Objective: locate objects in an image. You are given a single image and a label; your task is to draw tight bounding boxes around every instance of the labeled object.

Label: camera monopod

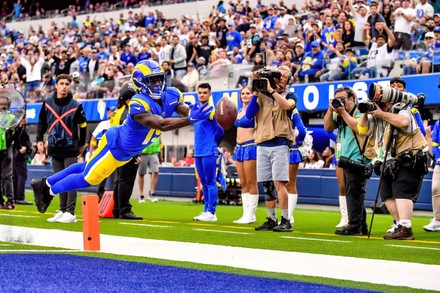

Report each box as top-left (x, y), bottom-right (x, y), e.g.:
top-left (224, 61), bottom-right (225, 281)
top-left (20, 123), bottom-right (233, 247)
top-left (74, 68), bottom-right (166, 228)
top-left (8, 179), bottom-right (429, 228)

top-left (368, 124), bottom-right (396, 238)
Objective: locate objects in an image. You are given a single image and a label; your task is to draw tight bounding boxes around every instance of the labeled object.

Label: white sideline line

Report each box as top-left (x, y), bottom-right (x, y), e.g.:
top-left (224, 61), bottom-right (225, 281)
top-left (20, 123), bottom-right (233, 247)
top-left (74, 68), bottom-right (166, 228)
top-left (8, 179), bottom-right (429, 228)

top-left (0, 224), bottom-right (439, 291)
top-left (119, 222), bottom-right (172, 228)
top-left (0, 244), bottom-right (12, 246)
top-left (0, 214), bottom-right (39, 218)
top-left (0, 249), bottom-right (83, 253)
top-left (193, 228), bottom-right (252, 235)
top-left (385, 244), bottom-right (440, 251)
top-left (281, 236), bottom-right (352, 243)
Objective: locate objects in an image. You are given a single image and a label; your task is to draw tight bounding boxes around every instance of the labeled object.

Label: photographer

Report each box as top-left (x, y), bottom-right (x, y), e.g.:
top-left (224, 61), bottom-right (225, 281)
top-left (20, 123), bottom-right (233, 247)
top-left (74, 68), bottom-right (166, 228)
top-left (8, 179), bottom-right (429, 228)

top-left (324, 86), bottom-right (373, 236)
top-left (246, 66), bottom-right (296, 232)
top-left (358, 81), bottom-right (429, 240)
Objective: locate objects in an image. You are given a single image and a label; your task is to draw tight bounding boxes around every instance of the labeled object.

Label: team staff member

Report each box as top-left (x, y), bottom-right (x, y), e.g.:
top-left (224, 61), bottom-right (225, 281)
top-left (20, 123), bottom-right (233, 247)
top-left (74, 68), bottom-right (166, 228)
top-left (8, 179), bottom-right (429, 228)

top-left (358, 86), bottom-right (428, 240)
top-left (31, 60), bottom-right (212, 215)
top-left (193, 83), bottom-right (225, 222)
top-left (424, 119), bottom-right (440, 232)
top-left (13, 117), bottom-right (33, 205)
top-left (324, 86), bottom-right (371, 236)
top-left (138, 138), bottom-right (161, 203)
top-left (233, 86), bottom-right (258, 224)
top-left (246, 66), bottom-right (296, 232)
top-left (36, 74), bottom-right (87, 223)
top-left (111, 84), bottom-right (143, 220)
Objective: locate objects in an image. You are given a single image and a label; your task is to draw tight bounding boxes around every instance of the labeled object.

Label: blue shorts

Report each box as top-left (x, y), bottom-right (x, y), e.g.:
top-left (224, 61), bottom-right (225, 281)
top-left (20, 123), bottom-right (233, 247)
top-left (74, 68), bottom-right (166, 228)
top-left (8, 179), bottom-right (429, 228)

top-left (234, 140), bottom-right (257, 162)
top-left (289, 148), bottom-right (302, 164)
top-left (27, 80), bottom-right (39, 91)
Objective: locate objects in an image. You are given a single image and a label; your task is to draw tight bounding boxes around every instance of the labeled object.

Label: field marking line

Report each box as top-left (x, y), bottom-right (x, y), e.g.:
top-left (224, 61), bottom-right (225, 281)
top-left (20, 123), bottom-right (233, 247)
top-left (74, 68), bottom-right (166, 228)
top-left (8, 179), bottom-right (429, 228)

top-left (0, 214), bottom-right (39, 218)
top-left (119, 222), bottom-right (172, 228)
top-left (0, 249), bottom-right (83, 253)
top-left (188, 223), bottom-right (218, 227)
top-left (222, 225), bottom-right (254, 230)
top-left (150, 220), bottom-right (179, 224)
top-left (0, 244), bottom-right (12, 246)
top-left (281, 236), bottom-right (352, 243)
top-left (193, 228), bottom-right (253, 235)
top-left (385, 244), bottom-right (440, 251)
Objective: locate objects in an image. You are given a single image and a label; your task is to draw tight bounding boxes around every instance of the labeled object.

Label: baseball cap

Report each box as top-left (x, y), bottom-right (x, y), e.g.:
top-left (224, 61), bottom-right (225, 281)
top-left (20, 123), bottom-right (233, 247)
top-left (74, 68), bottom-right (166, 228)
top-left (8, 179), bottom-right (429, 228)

top-left (228, 22), bottom-right (235, 26)
top-left (426, 31), bottom-right (435, 38)
top-left (434, 26), bottom-right (440, 32)
top-left (72, 72), bottom-right (80, 79)
top-left (198, 56), bottom-right (206, 62)
top-left (435, 13), bottom-right (440, 17)
top-left (188, 62), bottom-right (196, 67)
top-left (0, 53), bottom-right (6, 58)
top-left (120, 83), bottom-right (136, 101)
top-left (107, 106), bottom-right (116, 111)
top-left (311, 41), bottom-right (321, 47)
top-left (249, 24), bottom-right (257, 28)
top-left (92, 49), bottom-right (98, 53)
top-left (296, 42), bottom-right (305, 48)
top-left (376, 34), bottom-right (386, 40)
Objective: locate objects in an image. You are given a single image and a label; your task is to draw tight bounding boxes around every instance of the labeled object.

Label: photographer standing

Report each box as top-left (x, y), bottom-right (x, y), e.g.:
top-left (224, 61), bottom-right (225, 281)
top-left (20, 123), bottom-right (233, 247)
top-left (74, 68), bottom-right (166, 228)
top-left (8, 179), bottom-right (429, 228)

top-left (324, 87), bottom-right (372, 236)
top-left (358, 83), bottom-right (429, 240)
top-left (246, 66), bottom-right (296, 232)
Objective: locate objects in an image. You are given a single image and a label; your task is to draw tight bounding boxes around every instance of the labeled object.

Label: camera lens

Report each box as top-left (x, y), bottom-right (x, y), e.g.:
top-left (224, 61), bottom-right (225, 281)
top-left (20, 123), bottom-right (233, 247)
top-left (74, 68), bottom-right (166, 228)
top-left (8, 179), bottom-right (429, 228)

top-left (358, 102), bottom-right (376, 113)
top-left (331, 98), bottom-right (343, 108)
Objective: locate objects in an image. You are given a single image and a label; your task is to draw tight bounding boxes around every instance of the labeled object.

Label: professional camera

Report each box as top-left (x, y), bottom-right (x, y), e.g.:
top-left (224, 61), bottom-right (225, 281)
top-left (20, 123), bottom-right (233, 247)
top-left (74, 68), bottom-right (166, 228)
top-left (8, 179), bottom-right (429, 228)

top-left (368, 83), bottom-right (425, 108)
top-left (252, 68), bottom-right (282, 94)
top-left (338, 156), bottom-right (373, 179)
top-left (331, 98), bottom-right (344, 108)
top-left (358, 101), bottom-right (376, 113)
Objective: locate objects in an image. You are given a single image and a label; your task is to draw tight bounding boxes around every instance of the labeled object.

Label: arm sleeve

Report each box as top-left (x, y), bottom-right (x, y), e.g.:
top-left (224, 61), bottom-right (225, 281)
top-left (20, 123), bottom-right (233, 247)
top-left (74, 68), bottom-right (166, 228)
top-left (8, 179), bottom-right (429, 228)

top-left (36, 101), bottom-right (48, 142)
top-left (74, 104), bottom-right (87, 146)
top-left (245, 94), bottom-right (259, 119)
top-left (292, 108), bottom-right (306, 145)
top-left (432, 121), bottom-right (440, 161)
top-left (411, 107), bottom-right (426, 136)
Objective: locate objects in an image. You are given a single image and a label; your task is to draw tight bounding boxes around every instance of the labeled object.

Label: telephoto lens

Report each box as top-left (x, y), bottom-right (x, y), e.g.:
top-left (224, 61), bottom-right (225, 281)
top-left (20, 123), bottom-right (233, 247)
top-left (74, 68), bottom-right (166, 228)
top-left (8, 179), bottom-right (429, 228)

top-left (358, 101), bottom-right (376, 113)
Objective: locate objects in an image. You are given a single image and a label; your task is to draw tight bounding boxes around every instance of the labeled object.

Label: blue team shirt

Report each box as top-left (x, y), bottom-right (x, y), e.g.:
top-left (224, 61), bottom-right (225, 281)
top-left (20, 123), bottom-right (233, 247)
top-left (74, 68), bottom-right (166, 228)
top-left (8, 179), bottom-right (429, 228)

top-left (120, 51), bottom-right (138, 65)
top-left (106, 87), bottom-right (183, 160)
top-left (321, 26), bottom-right (337, 47)
top-left (263, 16), bottom-right (279, 31)
top-left (425, 41), bottom-right (440, 64)
top-left (226, 31), bottom-right (243, 51)
top-left (194, 107), bottom-right (224, 157)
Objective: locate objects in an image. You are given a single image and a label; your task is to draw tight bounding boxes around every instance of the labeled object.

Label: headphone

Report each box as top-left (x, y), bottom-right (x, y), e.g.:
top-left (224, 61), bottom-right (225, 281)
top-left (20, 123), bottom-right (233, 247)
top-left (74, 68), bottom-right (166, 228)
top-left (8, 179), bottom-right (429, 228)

top-left (277, 65), bottom-right (293, 86)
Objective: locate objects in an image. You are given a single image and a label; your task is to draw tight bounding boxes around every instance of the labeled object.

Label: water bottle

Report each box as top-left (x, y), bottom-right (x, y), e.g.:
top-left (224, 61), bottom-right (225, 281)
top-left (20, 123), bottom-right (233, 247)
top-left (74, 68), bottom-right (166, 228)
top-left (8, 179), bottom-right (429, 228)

top-left (304, 74), bottom-right (309, 84)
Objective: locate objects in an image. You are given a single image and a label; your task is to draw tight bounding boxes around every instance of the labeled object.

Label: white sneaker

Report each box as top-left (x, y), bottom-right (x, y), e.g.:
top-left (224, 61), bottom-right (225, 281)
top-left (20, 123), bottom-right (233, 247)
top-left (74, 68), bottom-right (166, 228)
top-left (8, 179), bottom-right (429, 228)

top-left (56, 212), bottom-right (77, 223)
top-left (423, 219), bottom-right (440, 232)
top-left (47, 211), bottom-right (64, 223)
top-left (193, 212), bottom-right (217, 222)
top-left (387, 224), bottom-right (398, 233)
top-left (138, 195), bottom-right (145, 204)
top-left (148, 195), bottom-right (159, 203)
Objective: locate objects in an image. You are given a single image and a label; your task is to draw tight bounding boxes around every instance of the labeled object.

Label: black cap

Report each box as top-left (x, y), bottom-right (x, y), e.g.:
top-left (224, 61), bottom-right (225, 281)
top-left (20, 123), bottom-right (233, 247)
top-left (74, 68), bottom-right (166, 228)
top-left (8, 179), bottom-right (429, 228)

top-left (120, 83), bottom-right (136, 101)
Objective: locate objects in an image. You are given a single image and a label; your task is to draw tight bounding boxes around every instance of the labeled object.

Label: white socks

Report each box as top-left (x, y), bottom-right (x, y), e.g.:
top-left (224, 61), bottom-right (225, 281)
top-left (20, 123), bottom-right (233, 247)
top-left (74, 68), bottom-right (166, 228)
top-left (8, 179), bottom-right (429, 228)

top-left (288, 193), bottom-right (298, 224)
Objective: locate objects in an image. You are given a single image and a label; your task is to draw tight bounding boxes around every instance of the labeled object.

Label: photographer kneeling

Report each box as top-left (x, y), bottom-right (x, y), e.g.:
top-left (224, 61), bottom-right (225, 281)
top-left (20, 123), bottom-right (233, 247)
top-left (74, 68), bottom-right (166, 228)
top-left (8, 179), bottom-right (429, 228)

top-left (324, 87), bottom-right (374, 236)
top-left (246, 66), bottom-right (297, 232)
top-left (358, 83), bottom-right (429, 240)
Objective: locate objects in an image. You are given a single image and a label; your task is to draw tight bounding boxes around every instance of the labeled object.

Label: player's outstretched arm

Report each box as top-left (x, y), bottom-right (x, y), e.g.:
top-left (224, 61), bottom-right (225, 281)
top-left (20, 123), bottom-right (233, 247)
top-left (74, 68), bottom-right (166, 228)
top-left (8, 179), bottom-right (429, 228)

top-left (133, 103), bottom-right (212, 131)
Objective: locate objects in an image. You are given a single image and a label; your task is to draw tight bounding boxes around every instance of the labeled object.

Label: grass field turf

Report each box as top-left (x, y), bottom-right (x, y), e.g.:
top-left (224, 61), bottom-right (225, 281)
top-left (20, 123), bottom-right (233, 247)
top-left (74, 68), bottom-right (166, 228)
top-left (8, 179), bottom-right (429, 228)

top-left (0, 194), bottom-right (439, 292)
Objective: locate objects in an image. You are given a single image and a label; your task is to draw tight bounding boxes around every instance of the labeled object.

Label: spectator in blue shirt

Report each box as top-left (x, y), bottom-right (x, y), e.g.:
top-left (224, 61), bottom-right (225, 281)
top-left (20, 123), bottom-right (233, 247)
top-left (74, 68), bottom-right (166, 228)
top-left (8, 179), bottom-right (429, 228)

top-left (263, 7), bottom-right (278, 31)
top-left (298, 41), bottom-right (326, 83)
top-left (120, 44), bottom-right (138, 66)
top-left (226, 22), bottom-right (243, 52)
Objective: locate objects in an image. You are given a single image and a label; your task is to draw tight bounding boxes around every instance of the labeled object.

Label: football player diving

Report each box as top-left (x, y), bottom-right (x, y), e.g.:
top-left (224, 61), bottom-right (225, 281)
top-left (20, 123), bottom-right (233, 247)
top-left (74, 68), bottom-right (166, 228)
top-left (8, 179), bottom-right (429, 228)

top-left (31, 60), bottom-right (212, 214)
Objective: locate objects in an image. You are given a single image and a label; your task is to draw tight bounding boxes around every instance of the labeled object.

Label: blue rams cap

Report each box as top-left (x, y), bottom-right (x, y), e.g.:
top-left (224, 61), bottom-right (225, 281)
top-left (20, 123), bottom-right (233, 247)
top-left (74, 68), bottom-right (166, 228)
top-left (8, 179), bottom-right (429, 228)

top-left (107, 106), bottom-right (116, 111)
top-left (311, 41), bottom-right (321, 47)
top-left (434, 26), bottom-right (440, 32)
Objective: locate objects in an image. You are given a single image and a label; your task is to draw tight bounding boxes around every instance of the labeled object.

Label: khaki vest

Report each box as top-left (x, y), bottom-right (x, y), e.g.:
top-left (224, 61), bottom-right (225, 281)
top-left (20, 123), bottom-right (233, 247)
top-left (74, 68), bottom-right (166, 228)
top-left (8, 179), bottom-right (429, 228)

top-left (383, 118), bottom-right (427, 157)
top-left (254, 92), bottom-right (295, 144)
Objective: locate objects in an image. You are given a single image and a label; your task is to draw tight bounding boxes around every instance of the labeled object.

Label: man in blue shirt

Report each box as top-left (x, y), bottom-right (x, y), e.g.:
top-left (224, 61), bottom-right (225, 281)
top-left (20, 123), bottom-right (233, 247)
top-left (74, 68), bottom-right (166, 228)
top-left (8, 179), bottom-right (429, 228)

top-left (120, 44), bottom-right (138, 66)
top-left (193, 83), bottom-right (225, 221)
top-left (226, 22), bottom-right (243, 52)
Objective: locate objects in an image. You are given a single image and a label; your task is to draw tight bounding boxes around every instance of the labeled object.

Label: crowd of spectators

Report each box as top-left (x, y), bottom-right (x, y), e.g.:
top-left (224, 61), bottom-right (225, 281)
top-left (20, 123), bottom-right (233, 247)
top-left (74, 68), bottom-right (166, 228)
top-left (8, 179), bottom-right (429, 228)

top-left (0, 0), bottom-right (440, 104)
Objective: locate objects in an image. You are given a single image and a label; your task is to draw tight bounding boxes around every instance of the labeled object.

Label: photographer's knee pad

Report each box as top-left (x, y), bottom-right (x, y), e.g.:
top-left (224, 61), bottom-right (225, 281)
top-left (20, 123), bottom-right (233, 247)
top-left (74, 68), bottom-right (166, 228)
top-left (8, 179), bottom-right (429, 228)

top-left (263, 181), bottom-right (277, 202)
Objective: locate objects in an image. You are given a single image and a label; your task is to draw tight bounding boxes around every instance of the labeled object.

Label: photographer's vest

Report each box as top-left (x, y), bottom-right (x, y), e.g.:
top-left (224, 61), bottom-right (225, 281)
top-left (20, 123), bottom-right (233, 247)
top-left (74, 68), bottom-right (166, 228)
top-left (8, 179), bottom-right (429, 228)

top-left (254, 92), bottom-right (295, 144)
top-left (45, 96), bottom-right (79, 150)
top-left (383, 108), bottom-right (427, 157)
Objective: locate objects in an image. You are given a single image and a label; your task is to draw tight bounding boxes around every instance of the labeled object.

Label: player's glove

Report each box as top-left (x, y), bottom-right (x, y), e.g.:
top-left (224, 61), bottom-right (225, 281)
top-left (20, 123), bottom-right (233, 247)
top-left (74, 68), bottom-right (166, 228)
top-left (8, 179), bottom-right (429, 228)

top-left (187, 103), bottom-right (213, 124)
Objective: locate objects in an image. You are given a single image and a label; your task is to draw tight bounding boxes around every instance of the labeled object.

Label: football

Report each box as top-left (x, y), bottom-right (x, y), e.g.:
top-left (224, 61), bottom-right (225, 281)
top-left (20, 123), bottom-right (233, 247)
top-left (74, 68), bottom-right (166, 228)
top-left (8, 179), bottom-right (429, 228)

top-left (215, 97), bottom-right (238, 130)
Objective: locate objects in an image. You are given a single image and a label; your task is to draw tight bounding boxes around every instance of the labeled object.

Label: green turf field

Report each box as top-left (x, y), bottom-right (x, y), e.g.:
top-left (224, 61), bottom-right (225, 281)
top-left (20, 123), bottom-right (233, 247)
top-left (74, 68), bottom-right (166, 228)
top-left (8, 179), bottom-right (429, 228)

top-left (0, 194), bottom-right (439, 292)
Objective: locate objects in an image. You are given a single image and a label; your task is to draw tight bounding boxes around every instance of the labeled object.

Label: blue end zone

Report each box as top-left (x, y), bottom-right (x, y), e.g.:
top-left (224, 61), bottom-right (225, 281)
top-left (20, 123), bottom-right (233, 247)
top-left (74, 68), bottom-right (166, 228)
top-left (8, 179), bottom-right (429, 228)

top-left (3, 254), bottom-right (374, 292)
